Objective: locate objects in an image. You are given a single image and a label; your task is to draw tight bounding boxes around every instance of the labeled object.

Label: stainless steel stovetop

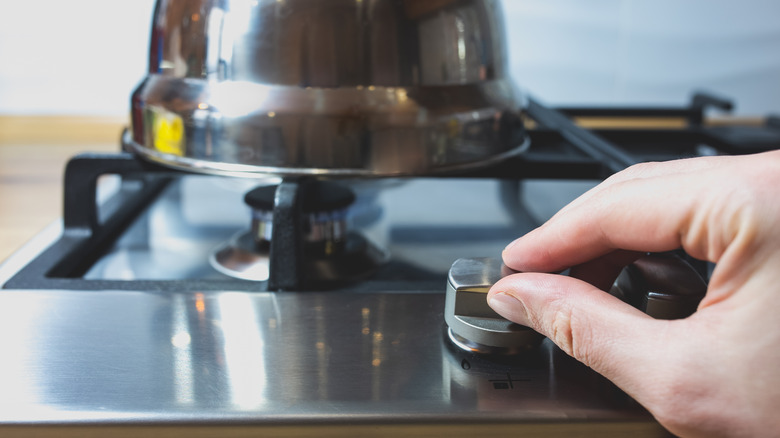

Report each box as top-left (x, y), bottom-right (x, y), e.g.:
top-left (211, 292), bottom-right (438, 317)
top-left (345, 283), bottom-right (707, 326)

top-left (0, 176), bottom-right (661, 436)
top-left (2, 97), bottom-right (778, 436)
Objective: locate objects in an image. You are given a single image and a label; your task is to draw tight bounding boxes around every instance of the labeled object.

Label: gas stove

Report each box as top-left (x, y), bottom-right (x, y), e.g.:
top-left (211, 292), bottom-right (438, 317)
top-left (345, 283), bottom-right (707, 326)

top-left (1, 95), bottom-right (779, 436)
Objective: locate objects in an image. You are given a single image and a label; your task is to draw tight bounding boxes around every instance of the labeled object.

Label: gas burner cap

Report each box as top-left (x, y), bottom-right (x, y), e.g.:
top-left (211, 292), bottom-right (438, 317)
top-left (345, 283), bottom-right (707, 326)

top-left (244, 180), bottom-right (356, 213)
top-left (243, 180), bottom-right (360, 255)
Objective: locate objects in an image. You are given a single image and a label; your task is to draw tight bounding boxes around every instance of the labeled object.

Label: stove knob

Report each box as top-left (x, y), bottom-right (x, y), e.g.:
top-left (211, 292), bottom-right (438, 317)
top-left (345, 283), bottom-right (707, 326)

top-left (445, 258), bottom-right (544, 354)
top-left (611, 253), bottom-right (707, 320)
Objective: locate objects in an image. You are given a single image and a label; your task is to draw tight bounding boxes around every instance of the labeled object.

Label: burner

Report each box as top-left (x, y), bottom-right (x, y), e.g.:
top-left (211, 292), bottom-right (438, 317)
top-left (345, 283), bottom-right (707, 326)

top-left (244, 181), bottom-right (356, 255)
top-left (209, 180), bottom-right (388, 286)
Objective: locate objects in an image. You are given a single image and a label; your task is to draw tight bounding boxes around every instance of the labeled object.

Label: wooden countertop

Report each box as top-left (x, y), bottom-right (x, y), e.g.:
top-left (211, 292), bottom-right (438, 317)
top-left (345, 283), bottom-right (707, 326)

top-left (0, 116), bottom-right (123, 263)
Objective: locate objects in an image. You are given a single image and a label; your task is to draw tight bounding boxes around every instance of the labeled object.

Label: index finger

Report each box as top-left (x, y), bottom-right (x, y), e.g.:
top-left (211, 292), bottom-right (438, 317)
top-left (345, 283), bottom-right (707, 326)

top-left (502, 155), bottom-right (744, 273)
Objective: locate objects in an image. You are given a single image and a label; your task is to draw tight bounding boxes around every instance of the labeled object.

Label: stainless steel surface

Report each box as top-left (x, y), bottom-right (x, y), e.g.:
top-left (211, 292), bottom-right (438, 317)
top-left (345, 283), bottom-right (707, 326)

top-left (0, 175), bottom-right (671, 434)
top-left (0, 286), bottom-right (664, 434)
top-left (445, 257), bottom-right (543, 352)
top-left (128, 0), bottom-right (529, 176)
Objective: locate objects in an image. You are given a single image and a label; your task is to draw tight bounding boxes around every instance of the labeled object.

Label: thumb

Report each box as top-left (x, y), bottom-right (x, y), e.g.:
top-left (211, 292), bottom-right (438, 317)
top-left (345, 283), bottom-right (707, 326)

top-left (487, 273), bottom-right (671, 395)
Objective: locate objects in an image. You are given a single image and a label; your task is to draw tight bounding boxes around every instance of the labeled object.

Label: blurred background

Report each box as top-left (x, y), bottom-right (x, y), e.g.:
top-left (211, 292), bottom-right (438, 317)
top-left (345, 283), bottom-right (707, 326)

top-left (0, 0), bottom-right (778, 261)
top-left (0, 0), bottom-right (778, 117)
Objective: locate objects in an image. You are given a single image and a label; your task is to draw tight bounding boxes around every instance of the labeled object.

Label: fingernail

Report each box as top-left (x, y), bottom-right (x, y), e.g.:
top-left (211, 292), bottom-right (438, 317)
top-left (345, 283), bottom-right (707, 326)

top-left (488, 292), bottom-right (530, 327)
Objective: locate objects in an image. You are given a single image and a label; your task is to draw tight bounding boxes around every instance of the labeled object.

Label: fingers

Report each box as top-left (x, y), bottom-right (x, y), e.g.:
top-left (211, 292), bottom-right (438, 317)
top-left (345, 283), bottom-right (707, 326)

top-left (504, 172), bottom-right (700, 273)
top-left (501, 153), bottom-right (746, 274)
top-left (487, 272), bottom-right (670, 400)
top-left (503, 152), bottom-right (780, 274)
top-left (552, 154), bottom-right (730, 219)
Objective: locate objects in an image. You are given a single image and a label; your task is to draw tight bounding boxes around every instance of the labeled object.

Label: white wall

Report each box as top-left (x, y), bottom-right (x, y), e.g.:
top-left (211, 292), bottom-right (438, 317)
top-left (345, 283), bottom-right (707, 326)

top-left (0, 0), bottom-right (778, 116)
top-left (504, 0), bottom-right (780, 115)
top-left (0, 0), bottom-right (156, 116)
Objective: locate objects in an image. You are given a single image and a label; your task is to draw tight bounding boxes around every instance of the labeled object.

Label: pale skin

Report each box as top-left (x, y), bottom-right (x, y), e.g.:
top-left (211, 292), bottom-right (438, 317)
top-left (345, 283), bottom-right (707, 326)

top-left (487, 150), bottom-right (780, 438)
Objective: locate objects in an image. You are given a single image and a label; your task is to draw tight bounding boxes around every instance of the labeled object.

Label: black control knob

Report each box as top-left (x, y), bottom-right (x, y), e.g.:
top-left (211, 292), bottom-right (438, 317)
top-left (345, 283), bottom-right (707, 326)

top-left (610, 253), bottom-right (707, 320)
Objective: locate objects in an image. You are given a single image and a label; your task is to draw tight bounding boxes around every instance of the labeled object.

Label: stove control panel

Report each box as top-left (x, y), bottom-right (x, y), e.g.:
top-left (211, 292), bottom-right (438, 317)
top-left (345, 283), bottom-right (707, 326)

top-left (445, 255), bottom-right (707, 354)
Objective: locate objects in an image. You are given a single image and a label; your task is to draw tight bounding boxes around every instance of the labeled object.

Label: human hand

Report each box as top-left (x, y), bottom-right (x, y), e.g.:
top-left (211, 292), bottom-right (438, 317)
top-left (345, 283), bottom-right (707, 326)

top-left (487, 151), bottom-right (780, 437)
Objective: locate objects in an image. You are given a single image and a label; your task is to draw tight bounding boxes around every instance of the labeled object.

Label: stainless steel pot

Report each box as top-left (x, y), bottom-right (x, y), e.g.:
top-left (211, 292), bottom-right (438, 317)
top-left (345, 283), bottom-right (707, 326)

top-left (126, 0), bottom-right (528, 177)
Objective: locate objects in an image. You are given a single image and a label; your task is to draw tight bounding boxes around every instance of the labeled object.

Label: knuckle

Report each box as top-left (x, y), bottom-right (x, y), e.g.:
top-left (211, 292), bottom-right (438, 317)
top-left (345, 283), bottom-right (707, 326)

top-left (542, 299), bottom-right (598, 367)
top-left (568, 312), bottom-right (599, 368)
top-left (547, 307), bottom-right (574, 356)
top-left (530, 281), bottom-right (615, 371)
